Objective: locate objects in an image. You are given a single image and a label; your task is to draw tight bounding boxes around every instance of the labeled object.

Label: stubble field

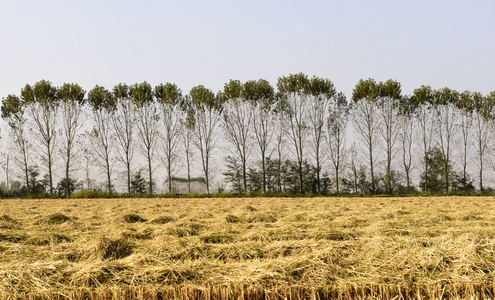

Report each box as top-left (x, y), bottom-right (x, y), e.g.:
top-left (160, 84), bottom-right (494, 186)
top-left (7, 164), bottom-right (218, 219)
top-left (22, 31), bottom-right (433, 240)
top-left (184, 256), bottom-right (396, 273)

top-left (1, 196), bottom-right (495, 299)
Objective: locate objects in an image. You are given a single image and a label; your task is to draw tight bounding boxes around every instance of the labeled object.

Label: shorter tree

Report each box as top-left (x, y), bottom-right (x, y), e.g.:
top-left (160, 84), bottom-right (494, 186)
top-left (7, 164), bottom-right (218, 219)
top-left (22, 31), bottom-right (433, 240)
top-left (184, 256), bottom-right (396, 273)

top-left (419, 147), bottom-right (460, 193)
top-left (130, 169), bottom-right (147, 195)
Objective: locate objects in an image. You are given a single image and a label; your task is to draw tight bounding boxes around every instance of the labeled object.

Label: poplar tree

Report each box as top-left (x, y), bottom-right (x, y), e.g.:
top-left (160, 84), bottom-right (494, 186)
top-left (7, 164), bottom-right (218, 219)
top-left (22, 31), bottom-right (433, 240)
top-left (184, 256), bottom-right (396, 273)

top-left (277, 73), bottom-right (310, 193)
top-left (1, 95), bottom-right (31, 194)
top-left (411, 86), bottom-right (435, 192)
top-left (352, 79), bottom-right (380, 194)
top-left (308, 76), bottom-right (335, 194)
top-left (87, 85), bottom-right (114, 193)
top-left (58, 83), bottom-right (86, 197)
top-left (222, 80), bottom-right (252, 193)
top-left (155, 83), bottom-right (183, 193)
top-left (327, 92), bottom-right (349, 194)
top-left (189, 85), bottom-right (222, 195)
top-left (21, 80), bottom-right (58, 194)
top-left (434, 87), bottom-right (459, 192)
top-left (111, 83), bottom-right (135, 194)
top-left (131, 82), bottom-right (159, 195)
top-left (378, 79), bottom-right (402, 194)
top-left (244, 79), bottom-right (275, 193)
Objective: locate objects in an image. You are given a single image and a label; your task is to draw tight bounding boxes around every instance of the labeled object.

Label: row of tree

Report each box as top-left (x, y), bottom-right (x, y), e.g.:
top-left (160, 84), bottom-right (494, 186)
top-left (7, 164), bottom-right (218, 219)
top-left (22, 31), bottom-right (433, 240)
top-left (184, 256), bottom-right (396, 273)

top-left (1, 74), bottom-right (494, 197)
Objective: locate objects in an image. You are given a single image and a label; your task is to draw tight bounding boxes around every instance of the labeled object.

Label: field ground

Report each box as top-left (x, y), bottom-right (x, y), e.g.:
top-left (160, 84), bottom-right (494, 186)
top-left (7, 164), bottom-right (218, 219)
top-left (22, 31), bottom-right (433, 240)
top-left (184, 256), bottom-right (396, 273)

top-left (1, 196), bottom-right (495, 299)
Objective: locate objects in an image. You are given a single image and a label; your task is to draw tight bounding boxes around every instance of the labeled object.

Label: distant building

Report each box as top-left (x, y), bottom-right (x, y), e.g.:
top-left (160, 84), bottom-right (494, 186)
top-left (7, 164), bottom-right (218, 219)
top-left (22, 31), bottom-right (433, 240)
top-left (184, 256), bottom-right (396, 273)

top-left (163, 177), bottom-right (207, 194)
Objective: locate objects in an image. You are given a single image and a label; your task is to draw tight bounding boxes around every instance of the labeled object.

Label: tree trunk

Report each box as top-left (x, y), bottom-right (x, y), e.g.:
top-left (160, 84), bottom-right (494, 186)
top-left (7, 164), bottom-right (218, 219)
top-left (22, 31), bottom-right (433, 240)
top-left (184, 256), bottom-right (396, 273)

top-left (261, 151), bottom-right (266, 193)
top-left (106, 159), bottom-right (111, 194)
top-left (66, 151), bottom-right (70, 197)
top-left (369, 138), bottom-right (375, 194)
top-left (48, 149), bottom-right (53, 194)
top-left (148, 148), bottom-right (153, 195)
top-left (316, 149), bottom-right (321, 194)
top-left (168, 155), bottom-right (172, 193)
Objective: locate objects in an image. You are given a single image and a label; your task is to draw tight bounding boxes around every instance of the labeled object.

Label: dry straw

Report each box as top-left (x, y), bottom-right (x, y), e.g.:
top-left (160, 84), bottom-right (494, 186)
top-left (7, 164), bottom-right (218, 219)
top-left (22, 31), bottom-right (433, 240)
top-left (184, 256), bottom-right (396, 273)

top-left (1, 196), bottom-right (495, 299)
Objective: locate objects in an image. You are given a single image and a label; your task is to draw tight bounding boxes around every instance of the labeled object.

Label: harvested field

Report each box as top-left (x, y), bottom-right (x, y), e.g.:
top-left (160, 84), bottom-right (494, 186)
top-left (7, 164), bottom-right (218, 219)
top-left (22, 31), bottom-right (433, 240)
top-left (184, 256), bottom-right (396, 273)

top-left (1, 196), bottom-right (495, 299)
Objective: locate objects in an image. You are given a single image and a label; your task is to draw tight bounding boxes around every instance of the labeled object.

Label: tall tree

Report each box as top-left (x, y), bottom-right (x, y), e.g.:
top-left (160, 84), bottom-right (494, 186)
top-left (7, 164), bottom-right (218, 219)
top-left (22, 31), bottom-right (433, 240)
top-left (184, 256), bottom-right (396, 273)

top-left (327, 92), bottom-right (349, 194)
top-left (411, 85), bottom-right (435, 192)
top-left (87, 85), bottom-right (115, 193)
top-left (397, 96), bottom-right (415, 192)
top-left (307, 76), bottom-right (336, 194)
top-left (131, 82), bottom-right (160, 195)
top-left (277, 73), bottom-right (311, 193)
top-left (434, 87), bottom-right (459, 192)
top-left (244, 79), bottom-right (275, 193)
top-left (1, 95), bottom-right (31, 194)
top-left (58, 83), bottom-right (86, 197)
top-left (352, 78), bottom-right (380, 194)
top-left (181, 105), bottom-right (196, 193)
top-left (189, 85), bottom-right (222, 195)
top-left (274, 94), bottom-right (287, 192)
top-left (378, 79), bottom-right (402, 194)
top-left (111, 83), bottom-right (135, 194)
top-left (222, 80), bottom-right (252, 193)
top-left (21, 80), bottom-right (58, 194)
top-left (455, 91), bottom-right (474, 188)
top-left (155, 83), bottom-right (183, 193)
top-left (473, 92), bottom-right (494, 191)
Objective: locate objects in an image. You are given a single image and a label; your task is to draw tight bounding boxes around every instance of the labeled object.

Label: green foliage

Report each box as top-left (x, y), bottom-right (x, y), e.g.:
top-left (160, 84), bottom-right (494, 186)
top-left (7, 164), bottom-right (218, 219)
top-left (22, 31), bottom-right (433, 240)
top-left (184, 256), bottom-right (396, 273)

top-left (21, 80), bottom-right (58, 108)
top-left (188, 85), bottom-right (222, 112)
top-left (433, 87), bottom-right (459, 107)
top-left (309, 76), bottom-right (335, 99)
top-left (130, 81), bottom-right (154, 107)
top-left (379, 79), bottom-right (401, 100)
top-left (419, 148), bottom-right (474, 193)
top-left (88, 85), bottom-right (114, 111)
top-left (243, 78), bottom-right (275, 109)
top-left (224, 157), bottom-right (330, 195)
top-left (155, 82), bottom-right (182, 106)
top-left (277, 73), bottom-right (310, 95)
top-left (1, 94), bottom-right (23, 122)
top-left (58, 83), bottom-right (86, 105)
top-left (352, 78), bottom-right (378, 102)
top-left (411, 85), bottom-right (434, 107)
top-left (222, 80), bottom-right (243, 100)
top-left (113, 83), bottom-right (129, 100)
top-left (130, 169), bottom-right (147, 195)
top-left (56, 178), bottom-right (80, 197)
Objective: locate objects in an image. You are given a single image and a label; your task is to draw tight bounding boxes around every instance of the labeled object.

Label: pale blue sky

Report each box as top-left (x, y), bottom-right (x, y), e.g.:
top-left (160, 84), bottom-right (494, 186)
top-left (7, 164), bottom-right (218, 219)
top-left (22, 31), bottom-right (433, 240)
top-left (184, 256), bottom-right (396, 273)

top-left (1, 0), bottom-right (494, 98)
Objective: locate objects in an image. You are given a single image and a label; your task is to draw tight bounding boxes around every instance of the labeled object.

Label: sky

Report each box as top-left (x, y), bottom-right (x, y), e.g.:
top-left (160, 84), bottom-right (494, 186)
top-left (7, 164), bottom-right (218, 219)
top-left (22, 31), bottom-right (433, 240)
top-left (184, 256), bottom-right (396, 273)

top-left (0, 0), bottom-right (494, 99)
